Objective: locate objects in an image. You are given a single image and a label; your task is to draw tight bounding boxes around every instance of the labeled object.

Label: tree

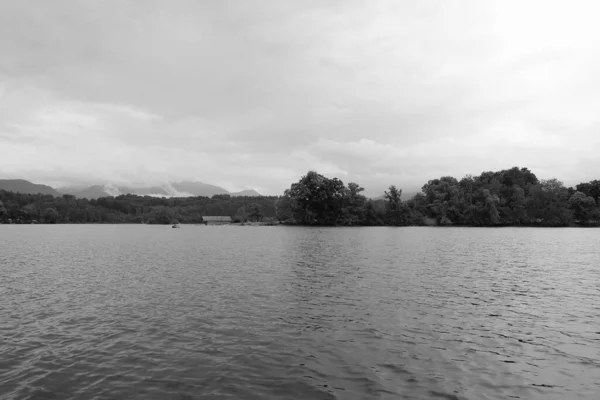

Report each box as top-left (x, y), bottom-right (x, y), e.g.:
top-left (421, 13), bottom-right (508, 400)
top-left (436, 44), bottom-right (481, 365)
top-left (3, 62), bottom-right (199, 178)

top-left (0, 200), bottom-right (6, 223)
top-left (527, 179), bottom-right (572, 226)
top-left (568, 191), bottom-right (597, 224)
top-left (576, 180), bottom-right (600, 205)
top-left (274, 195), bottom-right (294, 222)
top-left (341, 182), bottom-right (366, 225)
top-left (540, 178), bottom-right (565, 192)
top-left (483, 189), bottom-right (500, 225)
top-left (285, 171), bottom-right (346, 225)
top-left (247, 203), bottom-right (263, 221)
top-left (499, 166), bottom-right (539, 188)
top-left (384, 185), bottom-right (412, 225)
top-left (22, 204), bottom-right (39, 222)
top-left (43, 208), bottom-right (58, 224)
top-left (384, 185), bottom-right (402, 212)
top-left (459, 175), bottom-right (475, 207)
top-left (363, 200), bottom-right (383, 225)
top-left (509, 185), bottom-right (527, 224)
top-left (421, 176), bottom-right (463, 224)
top-left (150, 206), bottom-right (175, 224)
top-left (234, 206), bottom-right (247, 222)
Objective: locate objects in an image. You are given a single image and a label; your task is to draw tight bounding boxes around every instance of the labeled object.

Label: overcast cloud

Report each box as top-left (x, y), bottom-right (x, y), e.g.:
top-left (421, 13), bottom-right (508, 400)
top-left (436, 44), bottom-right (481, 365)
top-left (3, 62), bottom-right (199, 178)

top-left (1, 0), bottom-right (599, 195)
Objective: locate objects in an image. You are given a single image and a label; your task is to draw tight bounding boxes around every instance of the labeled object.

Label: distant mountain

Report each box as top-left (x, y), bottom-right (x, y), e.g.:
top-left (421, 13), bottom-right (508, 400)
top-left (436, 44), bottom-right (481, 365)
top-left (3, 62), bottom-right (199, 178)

top-left (230, 189), bottom-right (262, 197)
top-left (0, 179), bottom-right (61, 196)
top-left (1, 177), bottom-right (262, 199)
top-left (170, 181), bottom-right (229, 197)
top-left (59, 185), bottom-right (111, 198)
top-left (57, 181), bottom-right (261, 199)
top-left (117, 185), bottom-right (173, 197)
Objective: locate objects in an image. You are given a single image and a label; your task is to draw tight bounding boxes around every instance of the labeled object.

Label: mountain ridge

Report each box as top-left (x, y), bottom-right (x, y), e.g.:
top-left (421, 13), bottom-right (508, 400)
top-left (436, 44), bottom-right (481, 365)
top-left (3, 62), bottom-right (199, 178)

top-left (0, 179), bottom-right (61, 196)
top-left (1, 179), bottom-right (262, 199)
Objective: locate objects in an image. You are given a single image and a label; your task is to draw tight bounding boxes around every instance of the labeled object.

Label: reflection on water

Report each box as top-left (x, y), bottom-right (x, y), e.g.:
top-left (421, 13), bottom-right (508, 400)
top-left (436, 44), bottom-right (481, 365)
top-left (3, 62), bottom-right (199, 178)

top-left (1, 225), bottom-right (599, 399)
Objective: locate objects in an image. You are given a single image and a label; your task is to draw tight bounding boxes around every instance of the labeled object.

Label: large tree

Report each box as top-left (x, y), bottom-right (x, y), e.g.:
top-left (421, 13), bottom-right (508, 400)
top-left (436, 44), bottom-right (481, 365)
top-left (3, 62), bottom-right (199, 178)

top-left (568, 191), bottom-right (597, 224)
top-left (576, 180), bottom-right (600, 205)
top-left (384, 185), bottom-right (410, 225)
top-left (421, 176), bottom-right (463, 224)
top-left (285, 171), bottom-right (347, 225)
top-left (527, 179), bottom-right (572, 226)
top-left (247, 203), bottom-right (263, 221)
top-left (341, 182), bottom-right (367, 225)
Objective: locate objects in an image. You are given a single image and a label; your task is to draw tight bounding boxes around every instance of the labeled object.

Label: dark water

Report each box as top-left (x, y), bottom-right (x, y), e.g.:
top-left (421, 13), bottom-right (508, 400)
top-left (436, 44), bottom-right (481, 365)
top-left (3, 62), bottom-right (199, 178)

top-left (1, 226), bottom-right (599, 399)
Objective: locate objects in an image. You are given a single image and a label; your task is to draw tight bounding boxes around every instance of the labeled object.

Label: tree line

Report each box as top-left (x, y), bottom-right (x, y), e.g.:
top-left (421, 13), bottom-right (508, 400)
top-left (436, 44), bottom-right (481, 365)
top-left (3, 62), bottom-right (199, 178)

top-left (1, 166), bottom-right (599, 226)
top-left (276, 167), bottom-right (600, 227)
top-left (0, 192), bottom-right (277, 224)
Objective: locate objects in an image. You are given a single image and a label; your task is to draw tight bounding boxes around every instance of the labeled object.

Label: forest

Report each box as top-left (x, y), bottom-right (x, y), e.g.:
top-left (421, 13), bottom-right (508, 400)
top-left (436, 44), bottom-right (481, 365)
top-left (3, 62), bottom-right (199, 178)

top-left (1, 166), bottom-right (599, 227)
top-left (278, 167), bottom-right (600, 227)
top-left (0, 192), bottom-right (277, 225)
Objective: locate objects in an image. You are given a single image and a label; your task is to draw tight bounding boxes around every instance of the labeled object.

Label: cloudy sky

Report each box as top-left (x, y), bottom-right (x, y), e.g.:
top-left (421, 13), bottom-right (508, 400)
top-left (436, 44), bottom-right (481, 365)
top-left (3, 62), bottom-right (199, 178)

top-left (1, 0), bottom-right (599, 196)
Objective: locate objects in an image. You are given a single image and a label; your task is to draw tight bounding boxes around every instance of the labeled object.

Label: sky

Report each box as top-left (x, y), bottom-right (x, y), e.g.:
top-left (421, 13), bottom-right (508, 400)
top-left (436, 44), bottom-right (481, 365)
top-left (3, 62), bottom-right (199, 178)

top-left (1, 0), bottom-right (599, 196)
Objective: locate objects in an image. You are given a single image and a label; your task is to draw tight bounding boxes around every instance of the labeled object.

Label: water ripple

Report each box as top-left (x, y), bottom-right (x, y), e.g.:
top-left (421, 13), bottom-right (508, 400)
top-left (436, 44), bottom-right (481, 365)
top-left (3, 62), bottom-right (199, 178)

top-left (1, 225), bottom-right (599, 399)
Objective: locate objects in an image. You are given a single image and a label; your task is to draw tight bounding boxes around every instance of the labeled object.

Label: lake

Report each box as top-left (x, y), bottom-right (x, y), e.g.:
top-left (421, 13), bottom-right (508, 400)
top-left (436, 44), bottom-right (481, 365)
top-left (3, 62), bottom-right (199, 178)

top-left (1, 225), bottom-right (599, 399)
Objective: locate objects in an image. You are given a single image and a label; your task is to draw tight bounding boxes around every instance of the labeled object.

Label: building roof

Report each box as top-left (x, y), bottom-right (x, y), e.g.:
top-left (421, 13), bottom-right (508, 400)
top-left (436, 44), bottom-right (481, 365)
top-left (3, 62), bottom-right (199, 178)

top-left (202, 216), bottom-right (232, 221)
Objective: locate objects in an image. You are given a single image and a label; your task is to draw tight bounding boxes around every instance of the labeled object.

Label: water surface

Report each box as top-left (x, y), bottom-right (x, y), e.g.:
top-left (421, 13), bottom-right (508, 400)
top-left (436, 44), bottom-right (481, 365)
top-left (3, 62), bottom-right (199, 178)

top-left (1, 225), bottom-right (599, 399)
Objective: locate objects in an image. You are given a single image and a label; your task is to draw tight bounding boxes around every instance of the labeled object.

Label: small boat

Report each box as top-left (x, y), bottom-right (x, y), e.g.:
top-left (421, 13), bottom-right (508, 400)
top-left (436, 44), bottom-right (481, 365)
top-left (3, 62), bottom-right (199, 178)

top-left (172, 223), bottom-right (180, 228)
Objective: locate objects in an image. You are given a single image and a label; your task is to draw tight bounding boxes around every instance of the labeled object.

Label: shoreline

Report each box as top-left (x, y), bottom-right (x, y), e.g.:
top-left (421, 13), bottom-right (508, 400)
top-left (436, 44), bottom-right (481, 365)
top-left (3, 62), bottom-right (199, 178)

top-left (1, 222), bottom-right (598, 228)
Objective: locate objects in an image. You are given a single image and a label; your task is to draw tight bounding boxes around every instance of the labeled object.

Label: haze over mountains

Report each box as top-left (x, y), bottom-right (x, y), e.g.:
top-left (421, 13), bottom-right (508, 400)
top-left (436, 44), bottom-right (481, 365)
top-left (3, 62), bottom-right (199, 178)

top-left (0, 179), bottom-right (261, 199)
